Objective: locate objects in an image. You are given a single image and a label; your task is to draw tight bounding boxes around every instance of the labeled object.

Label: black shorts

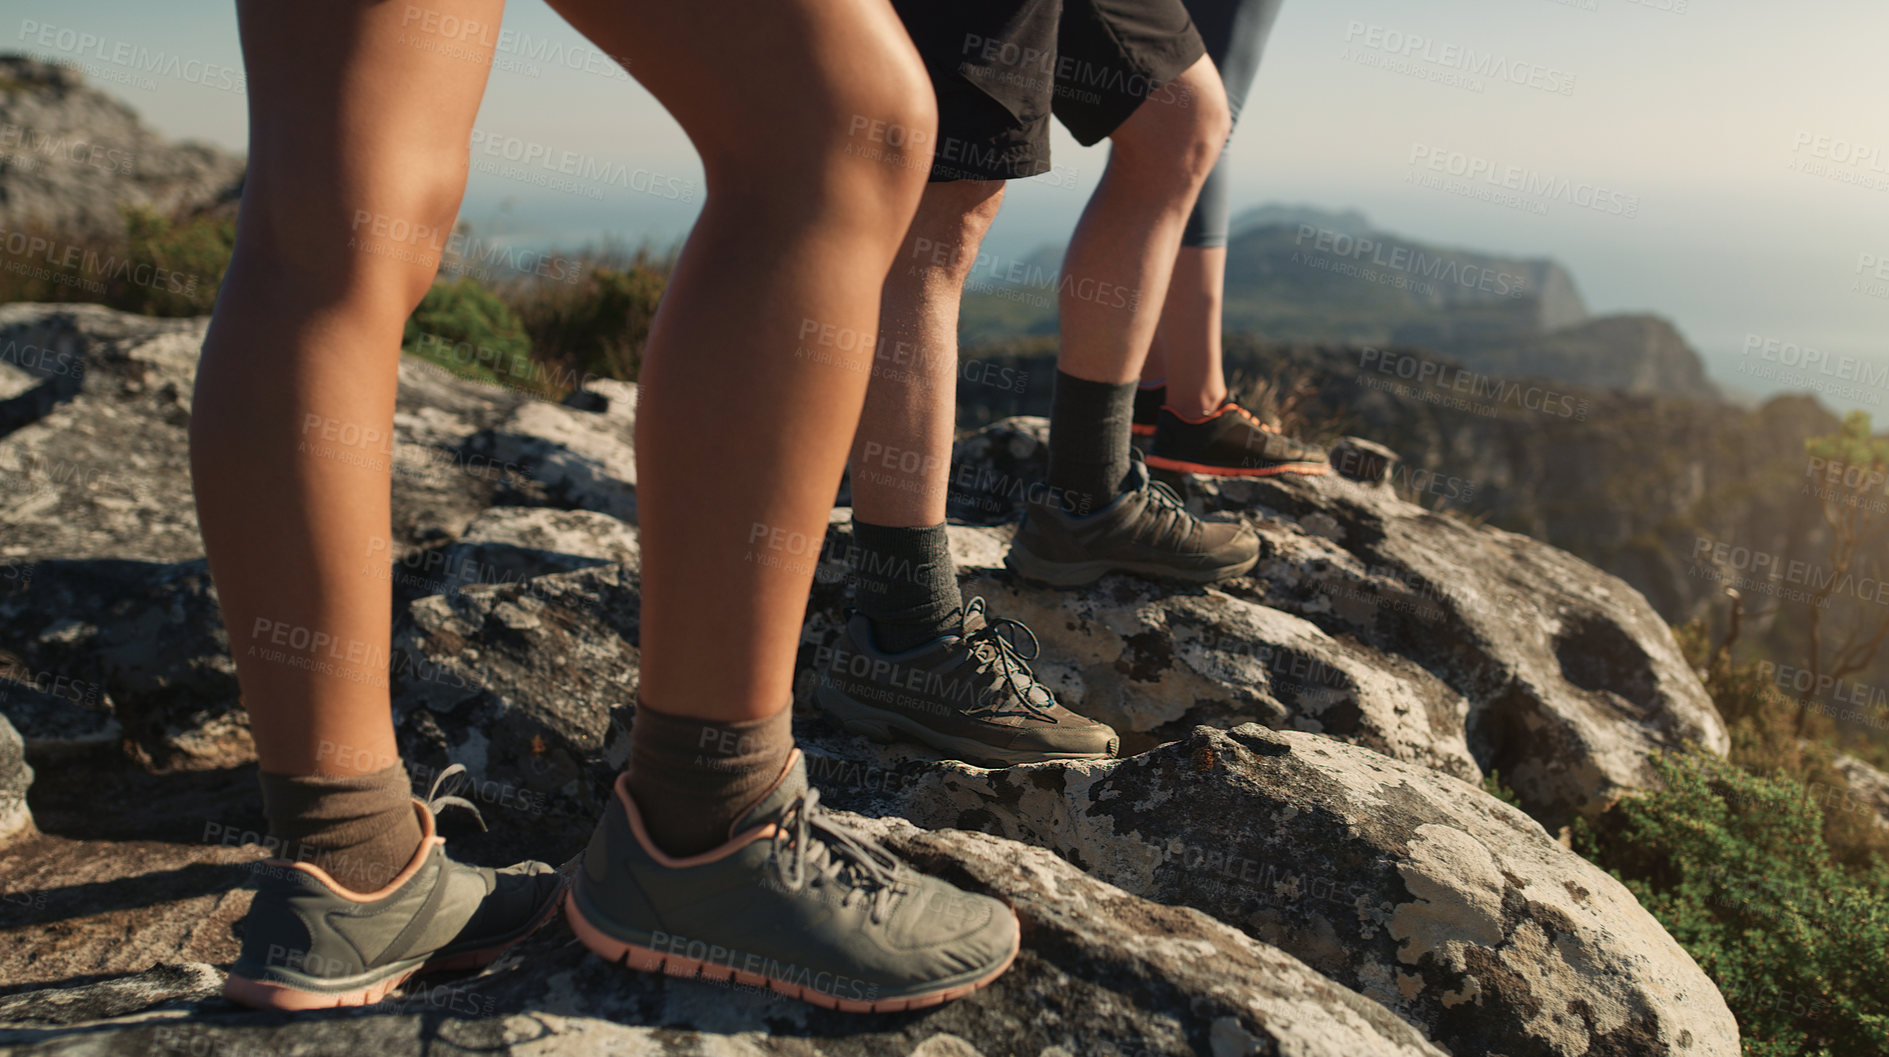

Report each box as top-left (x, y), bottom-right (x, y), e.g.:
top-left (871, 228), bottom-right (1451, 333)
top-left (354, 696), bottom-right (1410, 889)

top-left (892, 0), bottom-right (1206, 182)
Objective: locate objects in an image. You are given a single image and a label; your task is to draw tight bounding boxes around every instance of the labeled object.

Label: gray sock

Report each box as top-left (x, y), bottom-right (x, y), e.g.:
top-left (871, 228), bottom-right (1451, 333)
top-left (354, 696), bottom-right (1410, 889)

top-left (258, 762), bottom-right (424, 893)
top-left (1047, 370), bottom-right (1136, 516)
top-left (851, 521), bottom-right (963, 653)
top-left (624, 703), bottom-right (795, 857)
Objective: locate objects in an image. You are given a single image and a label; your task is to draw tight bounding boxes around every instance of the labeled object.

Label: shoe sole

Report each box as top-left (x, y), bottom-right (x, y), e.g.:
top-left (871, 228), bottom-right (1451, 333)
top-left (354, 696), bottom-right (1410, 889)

top-left (221, 878), bottom-right (568, 1011)
top-left (564, 886), bottom-right (1019, 1013)
top-left (814, 683), bottom-right (1117, 767)
top-left (1143, 455), bottom-right (1329, 478)
top-left (1003, 544), bottom-right (1258, 590)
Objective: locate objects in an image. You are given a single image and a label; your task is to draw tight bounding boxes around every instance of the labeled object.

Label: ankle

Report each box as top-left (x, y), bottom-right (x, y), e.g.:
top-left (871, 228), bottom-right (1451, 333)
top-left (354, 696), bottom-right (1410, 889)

top-left (624, 702), bottom-right (795, 857)
top-left (258, 763), bottom-right (425, 892)
top-left (1165, 386), bottom-right (1228, 421)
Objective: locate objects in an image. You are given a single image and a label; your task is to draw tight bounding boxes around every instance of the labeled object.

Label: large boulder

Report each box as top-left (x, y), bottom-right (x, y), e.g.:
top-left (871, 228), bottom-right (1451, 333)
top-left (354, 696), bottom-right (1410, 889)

top-left (945, 417), bottom-right (1727, 825)
top-left (0, 819), bottom-right (1445, 1057)
top-left (883, 725), bottom-right (1740, 1057)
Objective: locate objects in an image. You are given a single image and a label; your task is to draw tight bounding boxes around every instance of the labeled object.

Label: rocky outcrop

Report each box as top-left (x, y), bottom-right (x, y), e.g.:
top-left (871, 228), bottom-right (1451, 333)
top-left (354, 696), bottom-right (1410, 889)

top-left (1835, 752), bottom-right (1889, 830)
top-left (0, 818), bottom-right (1447, 1057)
top-left (0, 302), bottom-right (1752, 1053)
top-left (883, 726), bottom-right (1739, 1057)
top-left (945, 417), bottom-right (1727, 825)
top-left (0, 55), bottom-right (245, 235)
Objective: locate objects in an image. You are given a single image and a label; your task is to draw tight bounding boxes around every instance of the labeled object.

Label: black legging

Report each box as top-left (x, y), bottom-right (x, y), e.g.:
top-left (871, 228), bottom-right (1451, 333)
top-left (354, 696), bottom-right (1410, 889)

top-left (1180, 0), bottom-right (1285, 248)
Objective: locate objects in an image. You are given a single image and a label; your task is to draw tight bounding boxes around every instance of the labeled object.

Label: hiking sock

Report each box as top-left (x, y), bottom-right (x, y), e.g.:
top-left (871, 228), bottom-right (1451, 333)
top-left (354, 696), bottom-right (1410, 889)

top-left (258, 762), bottom-right (425, 893)
top-left (1047, 370), bottom-right (1137, 516)
top-left (851, 520), bottom-right (963, 653)
top-left (624, 702), bottom-right (795, 857)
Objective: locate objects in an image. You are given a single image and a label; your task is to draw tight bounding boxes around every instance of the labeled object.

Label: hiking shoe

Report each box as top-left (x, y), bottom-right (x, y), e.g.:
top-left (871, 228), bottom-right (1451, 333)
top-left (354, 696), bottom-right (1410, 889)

top-left (815, 597), bottom-right (1119, 765)
top-left (566, 750), bottom-right (1020, 1011)
top-left (1131, 384), bottom-right (1165, 437)
top-left (1006, 452), bottom-right (1258, 588)
top-left (222, 765), bottom-right (565, 1010)
top-left (1146, 401), bottom-right (1328, 477)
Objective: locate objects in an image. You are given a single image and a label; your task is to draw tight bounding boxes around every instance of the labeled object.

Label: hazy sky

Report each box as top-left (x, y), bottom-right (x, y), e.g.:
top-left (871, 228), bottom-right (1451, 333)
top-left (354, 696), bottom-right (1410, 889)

top-left (10, 0), bottom-right (1888, 409)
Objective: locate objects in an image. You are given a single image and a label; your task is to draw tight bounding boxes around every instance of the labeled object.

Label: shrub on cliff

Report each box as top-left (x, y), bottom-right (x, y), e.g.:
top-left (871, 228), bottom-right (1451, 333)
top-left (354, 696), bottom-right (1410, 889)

top-left (1576, 751), bottom-right (1889, 1057)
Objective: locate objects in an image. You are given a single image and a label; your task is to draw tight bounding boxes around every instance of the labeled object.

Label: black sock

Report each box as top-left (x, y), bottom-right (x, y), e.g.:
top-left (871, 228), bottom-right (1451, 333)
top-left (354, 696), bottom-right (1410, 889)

top-left (1047, 369), bottom-right (1136, 515)
top-left (624, 703), bottom-right (795, 857)
top-left (850, 521), bottom-right (962, 653)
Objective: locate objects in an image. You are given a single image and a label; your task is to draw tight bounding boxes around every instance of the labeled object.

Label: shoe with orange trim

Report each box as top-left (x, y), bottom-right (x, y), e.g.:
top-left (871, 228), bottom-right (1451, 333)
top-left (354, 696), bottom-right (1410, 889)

top-left (566, 749), bottom-right (1020, 1011)
top-left (1146, 400), bottom-right (1329, 477)
top-left (222, 765), bottom-right (565, 1010)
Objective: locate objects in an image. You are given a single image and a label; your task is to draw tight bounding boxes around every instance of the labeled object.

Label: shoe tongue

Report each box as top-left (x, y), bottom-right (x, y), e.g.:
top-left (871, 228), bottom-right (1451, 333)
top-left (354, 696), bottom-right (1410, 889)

top-left (732, 750), bottom-right (809, 835)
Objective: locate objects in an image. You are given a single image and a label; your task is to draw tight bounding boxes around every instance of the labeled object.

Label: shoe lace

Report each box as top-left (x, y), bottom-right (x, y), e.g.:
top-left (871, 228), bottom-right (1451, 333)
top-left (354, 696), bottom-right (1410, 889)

top-left (771, 788), bottom-right (905, 924)
top-left (1135, 469), bottom-right (1200, 550)
top-left (423, 763), bottom-right (487, 832)
top-left (957, 596), bottom-right (1058, 720)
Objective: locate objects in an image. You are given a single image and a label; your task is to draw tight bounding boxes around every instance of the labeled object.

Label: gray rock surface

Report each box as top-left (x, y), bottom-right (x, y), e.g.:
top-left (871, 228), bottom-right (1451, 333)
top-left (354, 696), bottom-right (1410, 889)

top-left (0, 820), bottom-right (1446, 1057)
top-left (883, 725), bottom-right (1740, 1057)
top-left (0, 56), bottom-right (245, 236)
top-left (947, 417), bottom-right (1728, 825)
top-left (0, 711), bottom-right (32, 844)
top-left (0, 303), bottom-right (1755, 1054)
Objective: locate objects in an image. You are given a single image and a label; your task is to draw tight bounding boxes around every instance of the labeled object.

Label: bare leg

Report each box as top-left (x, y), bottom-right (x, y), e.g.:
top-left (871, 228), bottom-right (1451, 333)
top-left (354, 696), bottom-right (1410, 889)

top-left (850, 180), bottom-right (1006, 528)
top-left (1056, 56), bottom-right (1230, 386)
top-left (192, 0), bottom-right (507, 780)
top-left (541, 0), bottom-right (935, 724)
top-left (1148, 245), bottom-right (1230, 417)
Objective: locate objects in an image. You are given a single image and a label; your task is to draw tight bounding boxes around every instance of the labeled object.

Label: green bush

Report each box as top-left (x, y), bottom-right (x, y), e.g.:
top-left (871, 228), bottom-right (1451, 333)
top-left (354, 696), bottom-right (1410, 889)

top-left (1575, 752), bottom-right (1889, 1056)
top-left (402, 277), bottom-right (540, 392)
top-left (119, 206), bottom-right (234, 315)
top-left (508, 254), bottom-right (667, 389)
top-left (0, 206), bottom-right (233, 316)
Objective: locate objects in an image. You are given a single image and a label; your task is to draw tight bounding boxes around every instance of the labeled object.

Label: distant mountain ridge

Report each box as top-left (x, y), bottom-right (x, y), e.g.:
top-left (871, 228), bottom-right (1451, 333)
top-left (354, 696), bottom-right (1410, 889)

top-left (961, 202), bottom-right (1719, 402)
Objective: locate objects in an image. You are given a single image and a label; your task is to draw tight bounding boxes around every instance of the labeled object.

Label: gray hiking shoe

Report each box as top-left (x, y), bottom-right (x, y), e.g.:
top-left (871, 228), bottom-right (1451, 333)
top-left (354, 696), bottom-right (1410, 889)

top-left (223, 765), bottom-right (564, 1010)
top-left (565, 750), bottom-right (1020, 1012)
top-left (815, 597), bottom-right (1119, 765)
top-left (1006, 452), bottom-right (1259, 587)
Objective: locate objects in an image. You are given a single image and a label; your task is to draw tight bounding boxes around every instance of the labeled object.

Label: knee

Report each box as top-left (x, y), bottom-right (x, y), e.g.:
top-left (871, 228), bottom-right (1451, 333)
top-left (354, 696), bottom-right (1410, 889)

top-left (236, 155), bottom-right (469, 315)
top-left (1116, 62), bottom-right (1232, 187)
top-left (703, 53), bottom-right (937, 246)
top-left (899, 181), bottom-right (1005, 282)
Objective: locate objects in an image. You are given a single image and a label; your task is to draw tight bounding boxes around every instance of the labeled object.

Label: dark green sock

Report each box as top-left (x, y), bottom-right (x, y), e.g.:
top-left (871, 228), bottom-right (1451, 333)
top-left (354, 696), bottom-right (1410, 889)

top-left (1047, 369), bottom-right (1137, 516)
top-left (851, 521), bottom-right (962, 653)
